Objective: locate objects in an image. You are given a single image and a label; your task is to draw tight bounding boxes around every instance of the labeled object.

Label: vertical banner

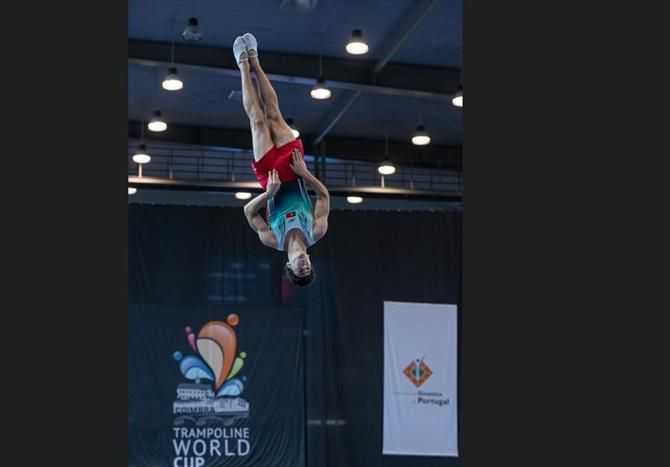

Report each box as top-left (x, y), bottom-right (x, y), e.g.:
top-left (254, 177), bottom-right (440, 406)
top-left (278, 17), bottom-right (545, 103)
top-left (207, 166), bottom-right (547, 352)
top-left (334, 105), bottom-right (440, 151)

top-left (383, 301), bottom-right (458, 457)
top-left (129, 304), bottom-right (305, 467)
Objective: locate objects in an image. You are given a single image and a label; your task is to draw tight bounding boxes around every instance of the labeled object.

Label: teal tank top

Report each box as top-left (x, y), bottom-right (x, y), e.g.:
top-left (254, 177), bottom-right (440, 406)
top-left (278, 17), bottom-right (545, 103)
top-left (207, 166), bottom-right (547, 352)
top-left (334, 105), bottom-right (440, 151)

top-left (267, 179), bottom-right (315, 251)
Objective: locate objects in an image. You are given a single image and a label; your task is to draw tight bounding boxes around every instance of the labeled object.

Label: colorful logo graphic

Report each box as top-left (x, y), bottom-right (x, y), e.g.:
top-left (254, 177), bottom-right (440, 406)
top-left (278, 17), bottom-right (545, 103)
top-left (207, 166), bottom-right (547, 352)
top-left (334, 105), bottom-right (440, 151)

top-left (172, 314), bottom-right (250, 417)
top-left (403, 358), bottom-right (433, 388)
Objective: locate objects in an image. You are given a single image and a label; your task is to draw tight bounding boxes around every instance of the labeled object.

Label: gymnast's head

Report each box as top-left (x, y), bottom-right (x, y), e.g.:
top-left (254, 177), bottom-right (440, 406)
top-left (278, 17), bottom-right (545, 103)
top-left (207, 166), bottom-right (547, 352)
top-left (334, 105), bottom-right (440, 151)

top-left (285, 251), bottom-right (316, 287)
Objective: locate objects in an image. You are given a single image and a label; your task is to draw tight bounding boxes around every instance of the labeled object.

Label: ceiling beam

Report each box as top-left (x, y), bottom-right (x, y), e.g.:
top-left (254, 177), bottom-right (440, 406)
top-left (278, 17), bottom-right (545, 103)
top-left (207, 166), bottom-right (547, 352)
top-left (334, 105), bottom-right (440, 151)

top-left (312, 0), bottom-right (442, 146)
top-left (128, 120), bottom-right (462, 170)
top-left (128, 39), bottom-right (459, 102)
top-left (128, 176), bottom-right (462, 201)
top-left (373, 0), bottom-right (441, 74)
top-left (312, 90), bottom-right (362, 146)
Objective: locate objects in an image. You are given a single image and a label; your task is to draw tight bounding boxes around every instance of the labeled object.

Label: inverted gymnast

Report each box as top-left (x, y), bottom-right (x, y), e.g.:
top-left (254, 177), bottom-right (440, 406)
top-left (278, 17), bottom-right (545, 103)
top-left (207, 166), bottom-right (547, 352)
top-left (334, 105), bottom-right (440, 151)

top-left (234, 33), bottom-right (330, 287)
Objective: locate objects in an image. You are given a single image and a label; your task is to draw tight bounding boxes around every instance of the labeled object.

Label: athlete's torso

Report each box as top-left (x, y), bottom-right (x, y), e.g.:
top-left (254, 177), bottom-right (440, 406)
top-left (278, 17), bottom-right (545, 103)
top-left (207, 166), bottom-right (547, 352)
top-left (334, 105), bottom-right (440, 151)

top-left (267, 178), bottom-right (316, 251)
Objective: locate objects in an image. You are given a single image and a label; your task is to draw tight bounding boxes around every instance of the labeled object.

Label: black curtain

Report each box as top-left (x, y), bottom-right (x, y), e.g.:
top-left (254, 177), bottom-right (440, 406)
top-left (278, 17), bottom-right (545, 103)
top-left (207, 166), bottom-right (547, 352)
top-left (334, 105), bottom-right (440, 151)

top-left (301, 210), bottom-right (462, 467)
top-left (129, 205), bottom-right (462, 467)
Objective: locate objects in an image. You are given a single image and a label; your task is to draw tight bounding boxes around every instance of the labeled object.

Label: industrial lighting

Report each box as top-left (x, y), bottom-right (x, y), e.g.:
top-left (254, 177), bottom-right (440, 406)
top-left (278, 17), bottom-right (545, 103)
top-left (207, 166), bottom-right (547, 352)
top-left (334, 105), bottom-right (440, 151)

top-left (162, 67), bottom-right (183, 91)
top-left (411, 124), bottom-right (431, 145)
top-left (286, 118), bottom-right (300, 138)
top-left (132, 144), bottom-right (151, 164)
top-left (346, 195), bottom-right (363, 204)
top-left (346, 29), bottom-right (369, 55)
top-left (128, 187), bottom-right (137, 195)
top-left (235, 192), bottom-right (252, 200)
top-left (310, 77), bottom-right (331, 100)
top-left (311, 46), bottom-right (331, 99)
top-left (378, 126), bottom-right (396, 175)
top-left (452, 84), bottom-right (463, 107)
top-left (162, 42), bottom-right (184, 91)
top-left (378, 159), bottom-right (396, 175)
top-left (182, 17), bottom-right (203, 41)
top-left (148, 111), bottom-right (167, 132)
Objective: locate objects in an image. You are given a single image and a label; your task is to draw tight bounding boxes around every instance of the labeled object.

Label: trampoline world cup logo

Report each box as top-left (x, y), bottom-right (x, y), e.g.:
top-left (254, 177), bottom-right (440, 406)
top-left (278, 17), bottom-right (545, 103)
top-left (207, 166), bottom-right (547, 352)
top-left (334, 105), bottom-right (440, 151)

top-left (172, 314), bottom-right (249, 402)
top-left (171, 314), bottom-right (252, 465)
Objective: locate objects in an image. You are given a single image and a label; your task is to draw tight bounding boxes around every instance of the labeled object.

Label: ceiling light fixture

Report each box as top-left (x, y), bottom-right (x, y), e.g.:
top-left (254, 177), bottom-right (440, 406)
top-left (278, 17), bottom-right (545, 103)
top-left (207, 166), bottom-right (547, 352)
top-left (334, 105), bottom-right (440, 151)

top-left (147, 110), bottom-right (167, 132)
top-left (452, 84), bottom-right (463, 107)
top-left (378, 127), bottom-right (396, 175)
top-left (311, 36), bottom-right (331, 100)
top-left (182, 17), bottom-right (203, 41)
top-left (346, 29), bottom-right (369, 55)
top-left (411, 124), bottom-right (431, 146)
top-left (286, 118), bottom-right (300, 138)
top-left (132, 144), bottom-right (151, 164)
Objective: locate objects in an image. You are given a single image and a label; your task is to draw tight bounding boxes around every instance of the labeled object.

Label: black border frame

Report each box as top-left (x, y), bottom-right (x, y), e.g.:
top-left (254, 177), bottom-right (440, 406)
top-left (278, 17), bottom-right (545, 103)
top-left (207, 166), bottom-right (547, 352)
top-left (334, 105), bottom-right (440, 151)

top-left (2, 0), bottom-right (667, 466)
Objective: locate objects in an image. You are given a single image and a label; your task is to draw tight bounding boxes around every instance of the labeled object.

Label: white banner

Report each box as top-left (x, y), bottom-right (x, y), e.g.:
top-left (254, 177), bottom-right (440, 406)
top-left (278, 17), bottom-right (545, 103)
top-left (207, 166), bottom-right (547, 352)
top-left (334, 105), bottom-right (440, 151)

top-left (383, 301), bottom-right (458, 457)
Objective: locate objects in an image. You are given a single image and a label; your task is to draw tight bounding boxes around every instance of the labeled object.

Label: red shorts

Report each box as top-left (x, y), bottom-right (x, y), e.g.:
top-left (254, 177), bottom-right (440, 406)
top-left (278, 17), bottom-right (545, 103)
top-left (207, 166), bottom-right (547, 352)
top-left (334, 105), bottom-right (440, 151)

top-left (251, 139), bottom-right (304, 190)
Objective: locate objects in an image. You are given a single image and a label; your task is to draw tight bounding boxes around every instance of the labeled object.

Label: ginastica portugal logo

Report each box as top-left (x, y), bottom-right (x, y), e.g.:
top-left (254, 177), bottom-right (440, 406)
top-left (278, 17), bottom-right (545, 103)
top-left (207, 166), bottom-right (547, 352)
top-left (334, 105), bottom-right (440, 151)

top-left (402, 357), bottom-right (433, 388)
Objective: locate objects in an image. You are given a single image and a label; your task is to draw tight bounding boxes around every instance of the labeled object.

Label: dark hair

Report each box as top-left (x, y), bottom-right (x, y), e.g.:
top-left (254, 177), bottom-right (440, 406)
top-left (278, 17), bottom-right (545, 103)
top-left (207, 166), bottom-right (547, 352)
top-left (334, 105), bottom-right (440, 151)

top-left (285, 262), bottom-right (317, 287)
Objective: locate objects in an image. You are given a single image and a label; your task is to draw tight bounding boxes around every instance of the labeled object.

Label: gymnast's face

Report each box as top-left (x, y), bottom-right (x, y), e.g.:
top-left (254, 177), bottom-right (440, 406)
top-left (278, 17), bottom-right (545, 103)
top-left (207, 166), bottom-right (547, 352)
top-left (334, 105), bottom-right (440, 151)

top-left (288, 252), bottom-right (312, 277)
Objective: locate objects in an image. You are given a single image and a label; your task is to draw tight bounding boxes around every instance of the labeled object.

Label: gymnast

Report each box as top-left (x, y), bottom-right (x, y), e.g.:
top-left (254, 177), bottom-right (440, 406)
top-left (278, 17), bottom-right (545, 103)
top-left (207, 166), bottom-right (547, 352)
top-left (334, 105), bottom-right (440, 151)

top-left (234, 33), bottom-right (330, 287)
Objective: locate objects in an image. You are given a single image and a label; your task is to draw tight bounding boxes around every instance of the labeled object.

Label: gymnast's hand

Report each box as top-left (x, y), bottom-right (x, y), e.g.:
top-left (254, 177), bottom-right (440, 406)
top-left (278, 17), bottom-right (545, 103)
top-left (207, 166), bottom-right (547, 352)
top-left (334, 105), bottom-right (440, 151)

top-left (266, 169), bottom-right (281, 196)
top-left (289, 149), bottom-right (309, 177)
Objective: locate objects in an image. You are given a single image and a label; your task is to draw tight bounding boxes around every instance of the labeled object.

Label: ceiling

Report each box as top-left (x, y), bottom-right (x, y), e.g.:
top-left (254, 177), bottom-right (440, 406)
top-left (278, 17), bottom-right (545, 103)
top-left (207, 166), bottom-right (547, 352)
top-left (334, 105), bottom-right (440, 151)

top-left (128, 0), bottom-right (463, 173)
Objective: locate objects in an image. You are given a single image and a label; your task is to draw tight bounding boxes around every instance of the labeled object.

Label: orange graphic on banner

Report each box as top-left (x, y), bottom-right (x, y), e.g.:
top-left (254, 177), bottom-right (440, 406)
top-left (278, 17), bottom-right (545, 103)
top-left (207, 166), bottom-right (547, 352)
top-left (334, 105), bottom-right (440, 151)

top-left (403, 359), bottom-right (433, 388)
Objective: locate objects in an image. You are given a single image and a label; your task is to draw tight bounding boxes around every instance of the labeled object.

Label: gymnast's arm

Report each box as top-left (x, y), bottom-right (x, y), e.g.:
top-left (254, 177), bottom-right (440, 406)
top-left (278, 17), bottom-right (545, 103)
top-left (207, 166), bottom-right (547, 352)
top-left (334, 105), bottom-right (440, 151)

top-left (243, 170), bottom-right (280, 248)
top-left (289, 150), bottom-right (330, 240)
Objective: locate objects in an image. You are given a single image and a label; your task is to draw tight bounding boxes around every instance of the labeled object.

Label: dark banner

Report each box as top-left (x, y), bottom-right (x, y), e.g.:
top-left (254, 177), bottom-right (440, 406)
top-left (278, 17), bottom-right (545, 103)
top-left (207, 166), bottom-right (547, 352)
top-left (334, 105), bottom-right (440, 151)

top-left (129, 304), bottom-right (305, 467)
